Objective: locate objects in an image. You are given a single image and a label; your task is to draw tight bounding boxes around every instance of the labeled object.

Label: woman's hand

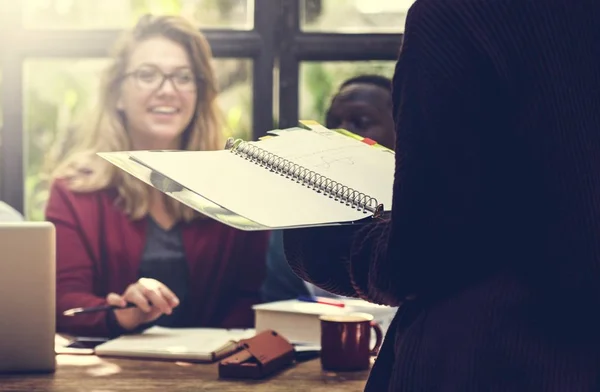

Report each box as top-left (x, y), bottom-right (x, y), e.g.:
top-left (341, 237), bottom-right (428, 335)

top-left (106, 278), bottom-right (180, 331)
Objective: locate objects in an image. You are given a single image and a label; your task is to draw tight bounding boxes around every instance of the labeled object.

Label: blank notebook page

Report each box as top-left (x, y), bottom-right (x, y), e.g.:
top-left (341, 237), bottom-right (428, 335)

top-left (130, 150), bottom-right (370, 228)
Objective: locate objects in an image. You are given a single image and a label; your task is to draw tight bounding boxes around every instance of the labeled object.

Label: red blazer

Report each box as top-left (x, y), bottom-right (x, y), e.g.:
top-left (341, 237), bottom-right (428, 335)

top-left (46, 179), bottom-right (269, 337)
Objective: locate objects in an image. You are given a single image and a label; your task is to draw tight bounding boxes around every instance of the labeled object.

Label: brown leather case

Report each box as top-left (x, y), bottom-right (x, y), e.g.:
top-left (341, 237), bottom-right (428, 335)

top-left (218, 330), bottom-right (295, 379)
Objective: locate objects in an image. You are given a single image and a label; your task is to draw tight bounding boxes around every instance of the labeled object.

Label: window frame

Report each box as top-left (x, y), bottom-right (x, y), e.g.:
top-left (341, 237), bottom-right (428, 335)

top-left (0, 0), bottom-right (404, 214)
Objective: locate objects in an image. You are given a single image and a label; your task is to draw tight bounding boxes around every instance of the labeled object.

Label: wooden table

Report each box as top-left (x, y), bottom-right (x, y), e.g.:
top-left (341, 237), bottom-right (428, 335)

top-left (0, 355), bottom-right (369, 392)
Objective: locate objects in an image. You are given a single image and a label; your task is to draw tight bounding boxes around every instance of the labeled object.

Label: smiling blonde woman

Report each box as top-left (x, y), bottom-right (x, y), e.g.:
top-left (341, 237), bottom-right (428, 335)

top-left (45, 15), bottom-right (269, 337)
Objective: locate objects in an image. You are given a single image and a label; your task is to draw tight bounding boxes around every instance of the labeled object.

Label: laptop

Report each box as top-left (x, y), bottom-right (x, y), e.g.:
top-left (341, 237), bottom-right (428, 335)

top-left (0, 222), bottom-right (56, 373)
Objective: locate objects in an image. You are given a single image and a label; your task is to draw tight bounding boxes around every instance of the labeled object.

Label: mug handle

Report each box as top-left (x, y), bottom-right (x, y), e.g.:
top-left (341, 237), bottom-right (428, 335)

top-left (369, 321), bottom-right (384, 356)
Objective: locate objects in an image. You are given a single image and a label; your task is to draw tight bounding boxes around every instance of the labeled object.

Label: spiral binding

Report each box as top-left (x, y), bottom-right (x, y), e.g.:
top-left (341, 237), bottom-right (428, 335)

top-left (229, 139), bottom-right (383, 216)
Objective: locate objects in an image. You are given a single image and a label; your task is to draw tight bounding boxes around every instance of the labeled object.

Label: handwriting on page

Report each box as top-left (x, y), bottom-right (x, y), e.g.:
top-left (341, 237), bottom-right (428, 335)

top-left (289, 147), bottom-right (357, 170)
top-left (255, 131), bottom-right (395, 209)
top-left (315, 155), bottom-right (355, 170)
top-left (258, 133), bottom-right (372, 171)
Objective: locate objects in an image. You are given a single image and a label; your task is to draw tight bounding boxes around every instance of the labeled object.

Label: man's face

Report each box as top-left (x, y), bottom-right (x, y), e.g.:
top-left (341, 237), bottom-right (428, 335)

top-left (325, 83), bottom-right (395, 150)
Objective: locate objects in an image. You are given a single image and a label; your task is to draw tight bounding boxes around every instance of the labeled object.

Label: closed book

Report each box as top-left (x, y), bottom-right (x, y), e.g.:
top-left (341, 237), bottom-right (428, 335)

top-left (94, 326), bottom-right (255, 363)
top-left (252, 299), bottom-right (397, 345)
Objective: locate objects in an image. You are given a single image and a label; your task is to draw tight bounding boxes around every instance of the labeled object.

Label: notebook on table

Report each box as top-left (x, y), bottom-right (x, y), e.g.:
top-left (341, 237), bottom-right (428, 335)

top-left (94, 326), bottom-right (256, 363)
top-left (98, 121), bottom-right (395, 231)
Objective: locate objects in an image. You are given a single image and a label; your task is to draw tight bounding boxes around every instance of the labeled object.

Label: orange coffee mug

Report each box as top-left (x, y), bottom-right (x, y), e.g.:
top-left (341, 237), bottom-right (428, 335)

top-left (319, 312), bottom-right (383, 371)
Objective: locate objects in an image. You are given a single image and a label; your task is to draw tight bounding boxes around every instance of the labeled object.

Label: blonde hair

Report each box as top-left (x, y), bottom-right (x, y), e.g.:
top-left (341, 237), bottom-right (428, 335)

top-left (49, 15), bottom-right (224, 222)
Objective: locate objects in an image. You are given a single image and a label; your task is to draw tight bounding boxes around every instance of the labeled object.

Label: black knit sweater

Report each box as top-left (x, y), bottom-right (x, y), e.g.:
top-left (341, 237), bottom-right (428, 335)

top-left (284, 0), bottom-right (600, 390)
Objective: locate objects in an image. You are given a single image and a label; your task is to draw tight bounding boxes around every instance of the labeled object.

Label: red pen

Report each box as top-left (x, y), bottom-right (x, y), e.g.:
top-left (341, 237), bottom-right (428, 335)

top-left (297, 295), bottom-right (345, 308)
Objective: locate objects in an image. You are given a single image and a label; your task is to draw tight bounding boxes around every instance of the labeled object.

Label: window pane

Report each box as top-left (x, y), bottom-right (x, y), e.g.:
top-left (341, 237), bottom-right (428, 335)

top-left (302, 0), bottom-right (413, 33)
top-left (300, 61), bottom-right (395, 122)
top-left (23, 57), bottom-right (252, 220)
top-left (24, 0), bottom-right (253, 30)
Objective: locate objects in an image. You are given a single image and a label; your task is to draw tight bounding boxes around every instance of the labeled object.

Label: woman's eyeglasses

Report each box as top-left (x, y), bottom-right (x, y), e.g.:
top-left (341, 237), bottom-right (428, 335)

top-left (122, 65), bottom-right (199, 93)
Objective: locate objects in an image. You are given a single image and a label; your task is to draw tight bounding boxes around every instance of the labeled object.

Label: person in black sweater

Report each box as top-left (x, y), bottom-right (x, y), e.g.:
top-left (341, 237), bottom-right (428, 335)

top-left (261, 74), bottom-right (395, 303)
top-left (284, 0), bottom-right (600, 390)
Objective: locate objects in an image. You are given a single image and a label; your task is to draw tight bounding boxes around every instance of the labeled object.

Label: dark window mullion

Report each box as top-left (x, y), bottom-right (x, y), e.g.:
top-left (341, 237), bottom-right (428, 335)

top-left (16, 30), bottom-right (263, 58)
top-left (278, 0), bottom-right (301, 129)
top-left (252, 0), bottom-right (278, 139)
top-left (295, 33), bottom-right (403, 61)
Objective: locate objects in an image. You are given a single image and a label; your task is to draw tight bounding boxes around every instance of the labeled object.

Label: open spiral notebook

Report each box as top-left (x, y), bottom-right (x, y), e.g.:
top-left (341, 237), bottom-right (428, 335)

top-left (98, 121), bottom-right (395, 231)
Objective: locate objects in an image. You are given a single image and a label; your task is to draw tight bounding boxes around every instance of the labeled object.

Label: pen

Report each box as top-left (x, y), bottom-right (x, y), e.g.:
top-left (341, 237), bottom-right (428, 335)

top-left (297, 295), bottom-right (345, 308)
top-left (63, 302), bottom-right (139, 317)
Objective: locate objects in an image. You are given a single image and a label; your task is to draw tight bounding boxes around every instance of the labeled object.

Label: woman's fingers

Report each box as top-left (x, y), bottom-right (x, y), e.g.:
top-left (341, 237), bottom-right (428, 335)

top-left (116, 278), bottom-right (179, 318)
top-left (158, 284), bottom-right (180, 307)
top-left (141, 286), bottom-right (172, 315)
top-left (123, 284), bottom-right (153, 313)
top-left (106, 292), bottom-right (127, 307)
top-left (109, 279), bottom-right (177, 331)
top-left (138, 277), bottom-right (179, 309)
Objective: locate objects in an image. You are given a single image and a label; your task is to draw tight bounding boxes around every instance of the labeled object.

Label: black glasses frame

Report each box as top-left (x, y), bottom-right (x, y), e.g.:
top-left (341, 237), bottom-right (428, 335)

top-left (121, 66), bottom-right (202, 93)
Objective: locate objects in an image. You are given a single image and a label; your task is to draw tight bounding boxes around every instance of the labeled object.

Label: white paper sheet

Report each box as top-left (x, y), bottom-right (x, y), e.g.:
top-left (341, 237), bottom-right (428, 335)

top-left (130, 150), bottom-right (370, 228)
